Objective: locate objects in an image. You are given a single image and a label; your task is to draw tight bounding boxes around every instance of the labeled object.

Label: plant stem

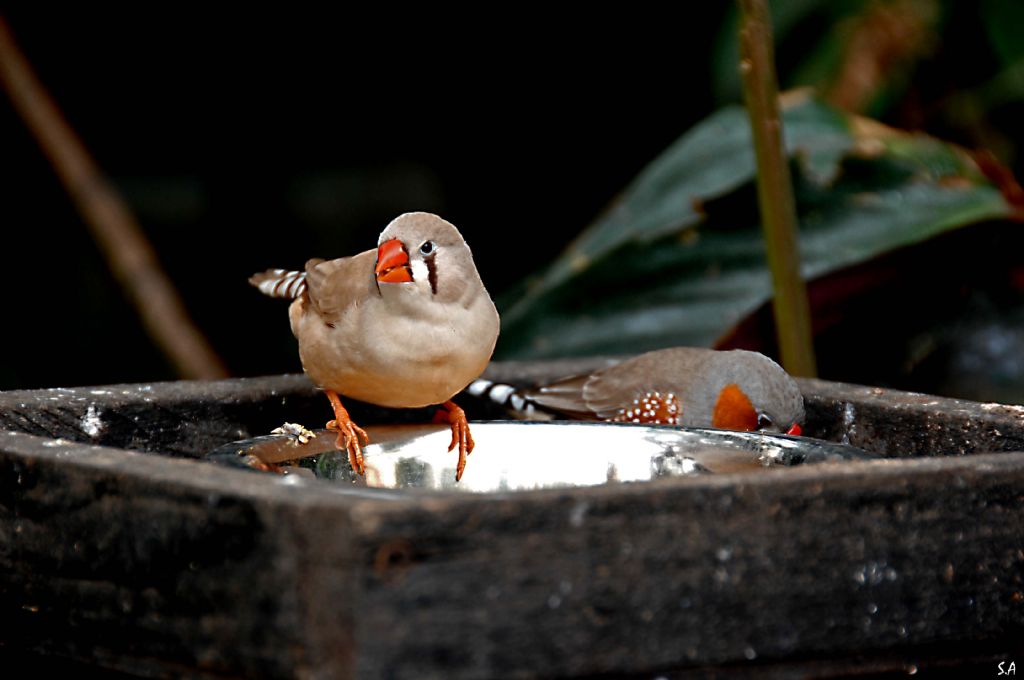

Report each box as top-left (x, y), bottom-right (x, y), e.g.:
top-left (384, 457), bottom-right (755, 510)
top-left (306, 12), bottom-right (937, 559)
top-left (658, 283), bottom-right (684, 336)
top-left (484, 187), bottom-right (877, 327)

top-left (0, 16), bottom-right (228, 380)
top-left (737, 0), bottom-right (817, 377)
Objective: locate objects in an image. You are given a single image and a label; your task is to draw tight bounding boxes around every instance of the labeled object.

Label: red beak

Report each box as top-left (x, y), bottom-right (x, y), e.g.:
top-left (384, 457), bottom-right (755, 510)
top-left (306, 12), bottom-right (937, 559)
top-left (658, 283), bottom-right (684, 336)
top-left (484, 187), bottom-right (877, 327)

top-left (375, 239), bottom-right (412, 283)
top-left (786, 423), bottom-right (802, 436)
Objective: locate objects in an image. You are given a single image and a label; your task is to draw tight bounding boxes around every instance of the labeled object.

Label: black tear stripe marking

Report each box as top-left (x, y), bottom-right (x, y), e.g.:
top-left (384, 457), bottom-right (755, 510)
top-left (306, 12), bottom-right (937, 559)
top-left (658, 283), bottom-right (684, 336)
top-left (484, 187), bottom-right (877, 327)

top-left (425, 252), bottom-right (438, 295)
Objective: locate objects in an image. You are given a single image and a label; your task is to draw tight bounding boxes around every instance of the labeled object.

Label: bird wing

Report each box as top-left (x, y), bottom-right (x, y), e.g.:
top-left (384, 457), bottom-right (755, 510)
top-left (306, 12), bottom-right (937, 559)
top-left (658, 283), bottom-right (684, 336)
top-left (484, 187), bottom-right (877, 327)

top-left (524, 374), bottom-right (602, 420)
top-left (303, 249), bottom-right (377, 324)
top-left (524, 356), bottom-right (637, 419)
top-left (582, 348), bottom-right (710, 421)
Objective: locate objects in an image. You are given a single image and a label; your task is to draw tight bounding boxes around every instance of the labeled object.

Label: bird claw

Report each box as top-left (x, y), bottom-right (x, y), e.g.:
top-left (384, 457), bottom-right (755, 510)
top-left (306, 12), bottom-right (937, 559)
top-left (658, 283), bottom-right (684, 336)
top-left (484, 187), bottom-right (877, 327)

top-left (324, 390), bottom-right (369, 476)
top-left (439, 401), bottom-right (474, 482)
top-left (327, 418), bottom-right (369, 476)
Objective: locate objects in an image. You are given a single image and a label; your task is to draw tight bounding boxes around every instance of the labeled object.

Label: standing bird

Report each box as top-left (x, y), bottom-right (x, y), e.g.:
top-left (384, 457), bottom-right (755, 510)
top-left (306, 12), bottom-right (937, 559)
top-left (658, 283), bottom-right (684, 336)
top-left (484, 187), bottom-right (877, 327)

top-left (250, 212), bottom-right (500, 481)
top-left (471, 348), bottom-right (804, 435)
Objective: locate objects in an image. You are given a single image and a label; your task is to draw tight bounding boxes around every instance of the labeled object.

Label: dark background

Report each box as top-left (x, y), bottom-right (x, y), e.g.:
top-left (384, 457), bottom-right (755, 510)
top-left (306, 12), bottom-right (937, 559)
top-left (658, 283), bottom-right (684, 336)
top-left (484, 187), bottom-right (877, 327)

top-left (1, 9), bottom-right (729, 390)
top-left (3, 5), bottom-right (1023, 401)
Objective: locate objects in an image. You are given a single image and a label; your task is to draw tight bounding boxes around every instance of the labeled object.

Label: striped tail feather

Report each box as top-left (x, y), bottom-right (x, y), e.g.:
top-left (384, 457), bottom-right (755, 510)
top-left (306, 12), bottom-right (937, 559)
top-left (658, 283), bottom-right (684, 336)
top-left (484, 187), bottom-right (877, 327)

top-left (464, 378), bottom-right (551, 420)
top-left (249, 268), bottom-right (307, 299)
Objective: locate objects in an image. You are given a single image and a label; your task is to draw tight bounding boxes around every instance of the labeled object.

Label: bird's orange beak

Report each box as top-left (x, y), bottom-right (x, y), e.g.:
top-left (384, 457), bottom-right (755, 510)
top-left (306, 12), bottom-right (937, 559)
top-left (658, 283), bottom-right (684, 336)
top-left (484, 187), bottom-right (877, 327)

top-left (375, 239), bottom-right (412, 283)
top-left (786, 423), bottom-right (802, 436)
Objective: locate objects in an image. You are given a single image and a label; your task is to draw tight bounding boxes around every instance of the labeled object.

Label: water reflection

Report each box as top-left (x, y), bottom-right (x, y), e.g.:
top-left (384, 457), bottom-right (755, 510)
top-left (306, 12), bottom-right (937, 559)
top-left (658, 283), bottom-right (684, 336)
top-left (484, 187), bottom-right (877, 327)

top-left (208, 422), bottom-right (875, 493)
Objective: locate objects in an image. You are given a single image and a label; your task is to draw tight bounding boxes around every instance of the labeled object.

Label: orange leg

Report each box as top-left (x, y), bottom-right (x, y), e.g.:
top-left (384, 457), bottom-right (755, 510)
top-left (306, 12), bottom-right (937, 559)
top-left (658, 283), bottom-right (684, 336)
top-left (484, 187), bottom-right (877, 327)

top-left (325, 390), bottom-right (369, 475)
top-left (437, 400), bottom-right (474, 482)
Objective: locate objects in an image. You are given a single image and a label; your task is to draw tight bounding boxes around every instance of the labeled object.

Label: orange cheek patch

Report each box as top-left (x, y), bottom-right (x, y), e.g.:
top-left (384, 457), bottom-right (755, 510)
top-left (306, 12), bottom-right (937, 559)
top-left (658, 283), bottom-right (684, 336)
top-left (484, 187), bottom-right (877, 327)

top-left (610, 391), bottom-right (681, 425)
top-left (712, 384), bottom-right (758, 431)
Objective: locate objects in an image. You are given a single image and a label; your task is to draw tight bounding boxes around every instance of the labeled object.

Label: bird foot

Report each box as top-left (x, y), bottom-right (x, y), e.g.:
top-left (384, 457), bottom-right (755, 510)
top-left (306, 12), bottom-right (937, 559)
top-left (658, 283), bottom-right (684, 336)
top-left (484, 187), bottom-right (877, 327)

top-left (438, 400), bottom-right (474, 482)
top-left (325, 390), bottom-right (369, 476)
top-left (326, 418), bottom-right (369, 476)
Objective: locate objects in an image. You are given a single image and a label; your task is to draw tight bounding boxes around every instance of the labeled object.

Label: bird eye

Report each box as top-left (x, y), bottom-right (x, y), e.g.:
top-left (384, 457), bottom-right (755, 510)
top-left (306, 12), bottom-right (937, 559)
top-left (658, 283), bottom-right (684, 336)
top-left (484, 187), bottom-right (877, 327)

top-left (419, 240), bottom-right (435, 255)
top-left (756, 413), bottom-right (774, 430)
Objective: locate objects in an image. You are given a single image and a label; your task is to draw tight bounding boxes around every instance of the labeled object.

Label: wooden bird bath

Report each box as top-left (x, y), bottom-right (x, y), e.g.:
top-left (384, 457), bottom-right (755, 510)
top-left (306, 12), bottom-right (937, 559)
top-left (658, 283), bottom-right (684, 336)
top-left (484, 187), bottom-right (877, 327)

top-left (1, 357), bottom-right (1023, 678)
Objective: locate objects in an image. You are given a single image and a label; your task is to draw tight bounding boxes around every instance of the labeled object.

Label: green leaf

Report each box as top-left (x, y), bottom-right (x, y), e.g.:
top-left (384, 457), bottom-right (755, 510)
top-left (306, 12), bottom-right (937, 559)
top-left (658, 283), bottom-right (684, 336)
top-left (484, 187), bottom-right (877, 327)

top-left (497, 95), bottom-right (1018, 359)
top-left (502, 93), bottom-right (852, 324)
top-left (982, 0), bottom-right (1024, 66)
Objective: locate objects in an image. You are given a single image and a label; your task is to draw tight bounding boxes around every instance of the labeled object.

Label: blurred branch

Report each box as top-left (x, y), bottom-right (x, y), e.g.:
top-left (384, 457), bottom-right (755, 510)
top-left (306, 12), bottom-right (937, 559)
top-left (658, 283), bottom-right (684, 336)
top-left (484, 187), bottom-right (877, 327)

top-left (824, 0), bottom-right (939, 114)
top-left (737, 0), bottom-right (817, 377)
top-left (0, 16), bottom-right (228, 380)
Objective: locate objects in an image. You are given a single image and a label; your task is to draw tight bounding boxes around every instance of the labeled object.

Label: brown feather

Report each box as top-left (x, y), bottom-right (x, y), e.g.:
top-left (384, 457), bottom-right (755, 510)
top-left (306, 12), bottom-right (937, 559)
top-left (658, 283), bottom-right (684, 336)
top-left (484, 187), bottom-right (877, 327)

top-left (526, 374), bottom-right (603, 420)
top-left (302, 251), bottom-right (377, 325)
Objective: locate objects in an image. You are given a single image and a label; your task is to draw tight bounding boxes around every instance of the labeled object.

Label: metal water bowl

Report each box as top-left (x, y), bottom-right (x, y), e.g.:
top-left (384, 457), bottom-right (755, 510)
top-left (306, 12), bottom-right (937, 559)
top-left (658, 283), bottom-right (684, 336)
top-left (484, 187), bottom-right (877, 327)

top-left (208, 422), bottom-right (875, 492)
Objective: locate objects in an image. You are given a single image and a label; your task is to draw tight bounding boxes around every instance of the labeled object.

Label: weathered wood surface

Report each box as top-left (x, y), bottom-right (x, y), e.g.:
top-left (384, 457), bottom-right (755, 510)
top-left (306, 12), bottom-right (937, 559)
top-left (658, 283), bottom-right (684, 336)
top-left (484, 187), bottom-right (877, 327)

top-left (3, 361), bottom-right (1023, 460)
top-left (798, 377), bottom-right (1024, 457)
top-left (1, 362), bottom-right (1023, 678)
